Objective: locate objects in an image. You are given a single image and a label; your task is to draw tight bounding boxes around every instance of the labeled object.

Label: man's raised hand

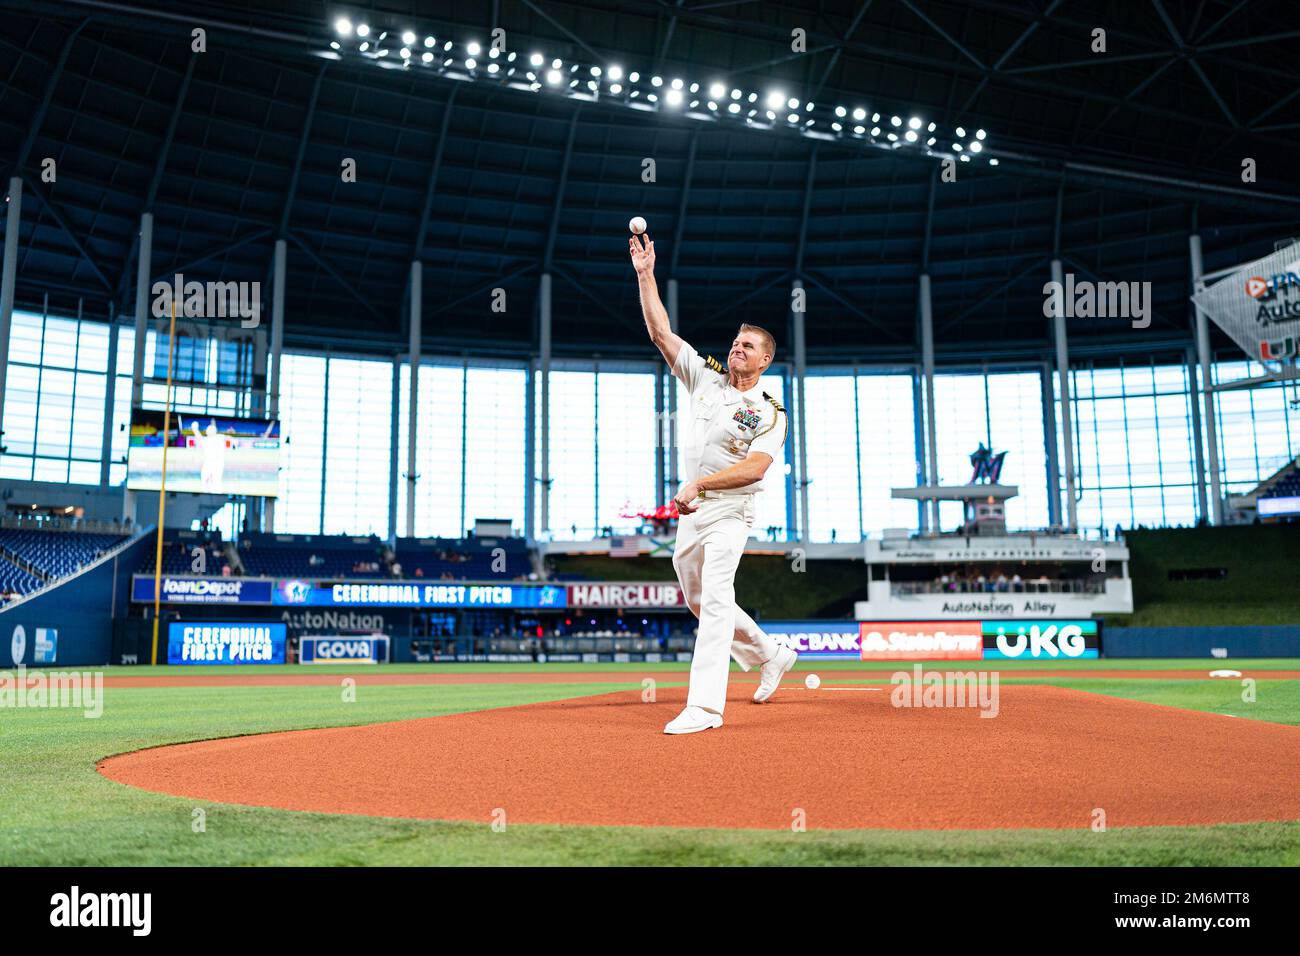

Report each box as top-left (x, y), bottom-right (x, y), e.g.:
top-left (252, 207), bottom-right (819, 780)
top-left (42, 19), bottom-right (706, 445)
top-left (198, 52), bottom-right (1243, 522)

top-left (629, 234), bottom-right (655, 275)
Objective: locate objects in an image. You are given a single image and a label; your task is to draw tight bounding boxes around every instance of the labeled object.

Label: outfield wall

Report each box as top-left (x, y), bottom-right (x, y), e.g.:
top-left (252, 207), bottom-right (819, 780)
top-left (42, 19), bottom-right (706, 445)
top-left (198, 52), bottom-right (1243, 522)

top-left (1105, 626), bottom-right (1300, 658)
top-left (0, 533), bottom-right (154, 668)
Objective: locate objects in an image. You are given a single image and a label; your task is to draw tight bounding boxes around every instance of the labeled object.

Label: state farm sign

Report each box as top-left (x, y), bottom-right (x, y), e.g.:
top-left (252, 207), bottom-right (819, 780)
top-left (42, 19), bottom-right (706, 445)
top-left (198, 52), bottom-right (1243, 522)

top-left (566, 583), bottom-right (685, 608)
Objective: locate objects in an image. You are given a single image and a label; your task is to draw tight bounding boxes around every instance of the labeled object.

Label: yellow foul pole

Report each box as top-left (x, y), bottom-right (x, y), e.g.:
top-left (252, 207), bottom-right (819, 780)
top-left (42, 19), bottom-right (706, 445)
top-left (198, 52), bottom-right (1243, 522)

top-left (149, 299), bottom-right (179, 665)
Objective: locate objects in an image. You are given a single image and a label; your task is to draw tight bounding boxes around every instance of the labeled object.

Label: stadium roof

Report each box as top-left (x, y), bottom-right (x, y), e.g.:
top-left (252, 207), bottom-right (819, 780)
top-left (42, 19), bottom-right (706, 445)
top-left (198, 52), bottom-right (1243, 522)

top-left (2, 0), bottom-right (1299, 365)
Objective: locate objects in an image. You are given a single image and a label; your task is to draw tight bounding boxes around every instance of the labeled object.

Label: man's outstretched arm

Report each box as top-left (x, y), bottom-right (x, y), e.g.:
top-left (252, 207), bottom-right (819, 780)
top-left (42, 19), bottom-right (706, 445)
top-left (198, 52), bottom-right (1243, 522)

top-left (629, 234), bottom-right (685, 369)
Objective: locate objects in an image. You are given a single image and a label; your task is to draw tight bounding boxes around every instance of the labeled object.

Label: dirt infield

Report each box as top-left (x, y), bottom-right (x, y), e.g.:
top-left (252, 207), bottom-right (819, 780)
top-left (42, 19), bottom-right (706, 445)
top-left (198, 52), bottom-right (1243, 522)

top-left (99, 684), bottom-right (1300, 830)
top-left (94, 669), bottom-right (1300, 688)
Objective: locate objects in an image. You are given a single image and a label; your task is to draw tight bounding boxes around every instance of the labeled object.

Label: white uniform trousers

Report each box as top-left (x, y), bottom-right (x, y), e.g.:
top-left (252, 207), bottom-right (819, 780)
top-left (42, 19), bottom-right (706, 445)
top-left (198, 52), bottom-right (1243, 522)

top-left (672, 494), bottom-right (782, 715)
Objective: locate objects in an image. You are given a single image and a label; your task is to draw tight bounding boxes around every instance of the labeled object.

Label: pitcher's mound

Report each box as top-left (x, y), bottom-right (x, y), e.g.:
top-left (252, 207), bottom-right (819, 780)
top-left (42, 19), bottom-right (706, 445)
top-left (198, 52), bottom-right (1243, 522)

top-left (99, 685), bottom-right (1300, 830)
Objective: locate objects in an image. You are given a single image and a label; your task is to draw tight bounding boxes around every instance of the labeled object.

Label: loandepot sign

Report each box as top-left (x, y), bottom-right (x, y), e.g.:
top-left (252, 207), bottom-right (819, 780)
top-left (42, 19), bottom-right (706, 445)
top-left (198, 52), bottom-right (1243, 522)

top-left (1192, 239), bottom-right (1300, 363)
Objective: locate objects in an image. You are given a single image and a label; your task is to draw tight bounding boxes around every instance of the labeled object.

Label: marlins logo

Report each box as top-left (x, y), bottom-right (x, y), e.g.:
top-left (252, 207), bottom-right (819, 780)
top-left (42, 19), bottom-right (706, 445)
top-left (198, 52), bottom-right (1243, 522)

top-left (281, 580), bottom-right (311, 603)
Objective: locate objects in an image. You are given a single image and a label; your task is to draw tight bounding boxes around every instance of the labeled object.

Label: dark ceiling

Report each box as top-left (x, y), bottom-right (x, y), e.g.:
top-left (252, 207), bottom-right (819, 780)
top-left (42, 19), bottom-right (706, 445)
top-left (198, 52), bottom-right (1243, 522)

top-left (2, 0), bottom-right (1298, 365)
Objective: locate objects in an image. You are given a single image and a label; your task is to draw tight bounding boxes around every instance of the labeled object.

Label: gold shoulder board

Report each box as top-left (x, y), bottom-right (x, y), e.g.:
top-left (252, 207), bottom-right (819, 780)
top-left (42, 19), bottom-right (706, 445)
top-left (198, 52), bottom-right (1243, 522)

top-left (762, 391), bottom-right (786, 413)
top-left (704, 355), bottom-right (726, 374)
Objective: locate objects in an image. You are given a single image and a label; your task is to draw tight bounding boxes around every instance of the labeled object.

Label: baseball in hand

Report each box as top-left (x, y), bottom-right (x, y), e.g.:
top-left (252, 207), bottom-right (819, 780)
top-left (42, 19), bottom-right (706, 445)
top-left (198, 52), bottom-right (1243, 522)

top-left (804, 673), bottom-right (821, 690)
top-left (629, 216), bottom-right (647, 235)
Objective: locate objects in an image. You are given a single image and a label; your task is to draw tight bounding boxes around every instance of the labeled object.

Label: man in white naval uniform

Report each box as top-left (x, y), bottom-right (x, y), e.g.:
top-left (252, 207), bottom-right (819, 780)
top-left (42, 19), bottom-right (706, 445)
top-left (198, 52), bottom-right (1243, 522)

top-left (629, 232), bottom-right (799, 735)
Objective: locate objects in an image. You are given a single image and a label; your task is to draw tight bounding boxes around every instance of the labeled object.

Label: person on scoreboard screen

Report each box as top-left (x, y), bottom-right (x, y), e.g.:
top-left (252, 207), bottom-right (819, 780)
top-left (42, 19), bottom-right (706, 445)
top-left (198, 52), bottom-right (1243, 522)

top-left (629, 231), bottom-right (798, 735)
top-left (189, 420), bottom-right (228, 493)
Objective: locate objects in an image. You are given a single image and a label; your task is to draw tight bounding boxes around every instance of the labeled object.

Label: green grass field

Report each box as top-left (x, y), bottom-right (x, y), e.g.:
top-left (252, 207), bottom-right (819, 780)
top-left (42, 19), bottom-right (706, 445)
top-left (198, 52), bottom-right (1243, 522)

top-left (3, 659), bottom-right (1298, 867)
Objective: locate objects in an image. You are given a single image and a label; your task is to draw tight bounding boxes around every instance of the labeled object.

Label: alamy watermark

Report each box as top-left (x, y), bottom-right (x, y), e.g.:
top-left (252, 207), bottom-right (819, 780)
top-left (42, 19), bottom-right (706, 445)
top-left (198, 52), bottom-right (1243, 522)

top-left (151, 272), bottom-right (261, 327)
top-left (890, 664), bottom-right (1000, 718)
top-left (0, 666), bottom-right (104, 718)
top-left (1043, 273), bottom-right (1151, 329)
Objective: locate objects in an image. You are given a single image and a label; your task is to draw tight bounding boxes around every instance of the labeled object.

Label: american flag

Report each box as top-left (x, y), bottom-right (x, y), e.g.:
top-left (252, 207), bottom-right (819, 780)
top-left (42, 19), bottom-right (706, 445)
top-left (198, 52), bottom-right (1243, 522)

top-left (609, 536), bottom-right (640, 558)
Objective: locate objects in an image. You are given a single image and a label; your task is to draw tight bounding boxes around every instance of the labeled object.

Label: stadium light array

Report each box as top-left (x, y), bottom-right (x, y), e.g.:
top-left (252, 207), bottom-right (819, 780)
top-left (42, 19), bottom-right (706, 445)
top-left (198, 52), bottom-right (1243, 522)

top-left (326, 15), bottom-right (997, 166)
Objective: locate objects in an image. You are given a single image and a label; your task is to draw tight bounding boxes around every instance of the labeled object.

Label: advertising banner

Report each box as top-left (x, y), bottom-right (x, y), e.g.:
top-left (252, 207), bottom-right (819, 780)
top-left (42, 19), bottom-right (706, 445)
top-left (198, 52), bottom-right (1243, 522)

top-left (139, 577), bottom-right (689, 610)
top-left (566, 583), bottom-right (685, 608)
top-left (766, 619), bottom-right (1102, 661)
top-left (133, 576), bottom-right (273, 605)
top-left (167, 622), bottom-right (287, 664)
top-left (980, 620), bottom-right (1100, 659)
top-left (272, 580), bottom-right (566, 608)
top-left (34, 628), bottom-right (58, 665)
top-left (858, 621), bottom-right (985, 661)
top-left (1191, 239), bottom-right (1300, 363)
top-left (761, 621), bottom-right (863, 659)
top-left (1258, 495), bottom-right (1300, 517)
top-left (299, 636), bottom-right (389, 664)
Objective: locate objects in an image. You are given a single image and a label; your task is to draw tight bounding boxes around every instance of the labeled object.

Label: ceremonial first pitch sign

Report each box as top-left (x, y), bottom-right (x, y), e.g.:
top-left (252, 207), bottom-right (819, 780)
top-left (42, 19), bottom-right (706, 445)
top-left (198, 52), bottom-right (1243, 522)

top-left (167, 622), bottom-right (287, 664)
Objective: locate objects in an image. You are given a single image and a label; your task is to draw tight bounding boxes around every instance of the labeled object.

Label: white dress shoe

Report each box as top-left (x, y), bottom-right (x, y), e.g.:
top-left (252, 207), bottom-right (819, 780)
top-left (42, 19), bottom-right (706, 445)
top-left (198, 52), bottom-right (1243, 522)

top-left (663, 705), bottom-right (724, 735)
top-left (752, 644), bottom-right (798, 703)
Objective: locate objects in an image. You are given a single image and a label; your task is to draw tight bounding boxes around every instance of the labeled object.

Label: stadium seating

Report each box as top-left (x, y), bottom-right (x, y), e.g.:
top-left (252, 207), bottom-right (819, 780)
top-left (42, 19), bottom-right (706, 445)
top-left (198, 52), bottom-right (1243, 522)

top-left (237, 533), bottom-right (389, 579)
top-left (0, 555), bottom-right (43, 600)
top-left (394, 537), bottom-right (532, 580)
top-left (0, 529), bottom-right (127, 580)
top-left (135, 533), bottom-right (229, 575)
top-left (0, 528), bottom-right (129, 602)
top-left (1262, 470), bottom-right (1300, 501)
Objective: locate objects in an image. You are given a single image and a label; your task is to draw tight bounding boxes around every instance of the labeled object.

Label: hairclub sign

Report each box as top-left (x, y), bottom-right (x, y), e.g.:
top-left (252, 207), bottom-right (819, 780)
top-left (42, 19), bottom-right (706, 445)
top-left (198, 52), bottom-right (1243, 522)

top-left (566, 583), bottom-right (685, 608)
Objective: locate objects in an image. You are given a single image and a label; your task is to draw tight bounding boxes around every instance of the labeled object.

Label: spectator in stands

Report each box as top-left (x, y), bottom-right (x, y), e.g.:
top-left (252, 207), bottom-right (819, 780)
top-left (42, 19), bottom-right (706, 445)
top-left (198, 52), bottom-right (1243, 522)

top-left (1011, 573), bottom-right (1023, 592)
top-left (996, 572), bottom-right (1008, 592)
top-left (414, 566), bottom-right (424, 578)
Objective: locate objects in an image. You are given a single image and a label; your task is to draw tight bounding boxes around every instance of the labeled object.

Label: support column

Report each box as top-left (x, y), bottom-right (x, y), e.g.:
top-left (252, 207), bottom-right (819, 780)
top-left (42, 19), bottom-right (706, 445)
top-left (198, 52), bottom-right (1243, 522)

top-left (100, 304), bottom-right (119, 488)
top-left (666, 276), bottom-right (680, 499)
top-left (524, 362), bottom-right (535, 541)
top-left (911, 369), bottom-right (927, 533)
top-left (1040, 361), bottom-right (1061, 528)
top-left (123, 210), bottom-right (153, 521)
top-left (791, 279), bottom-right (810, 542)
top-left (130, 211), bottom-right (154, 406)
top-left (264, 238), bottom-right (286, 530)
top-left (1186, 345), bottom-right (1209, 522)
top-left (919, 273), bottom-right (940, 532)
top-left (268, 239), bottom-right (287, 412)
top-left (1190, 233), bottom-right (1222, 524)
top-left (387, 356), bottom-right (400, 543)
top-left (538, 273), bottom-right (552, 538)
top-left (0, 176), bottom-right (22, 435)
top-left (1051, 258), bottom-right (1078, 532)
top-left (654, 364), bottom-right (666, 508)
top-left (405, 260), bottom-right (422, 538)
